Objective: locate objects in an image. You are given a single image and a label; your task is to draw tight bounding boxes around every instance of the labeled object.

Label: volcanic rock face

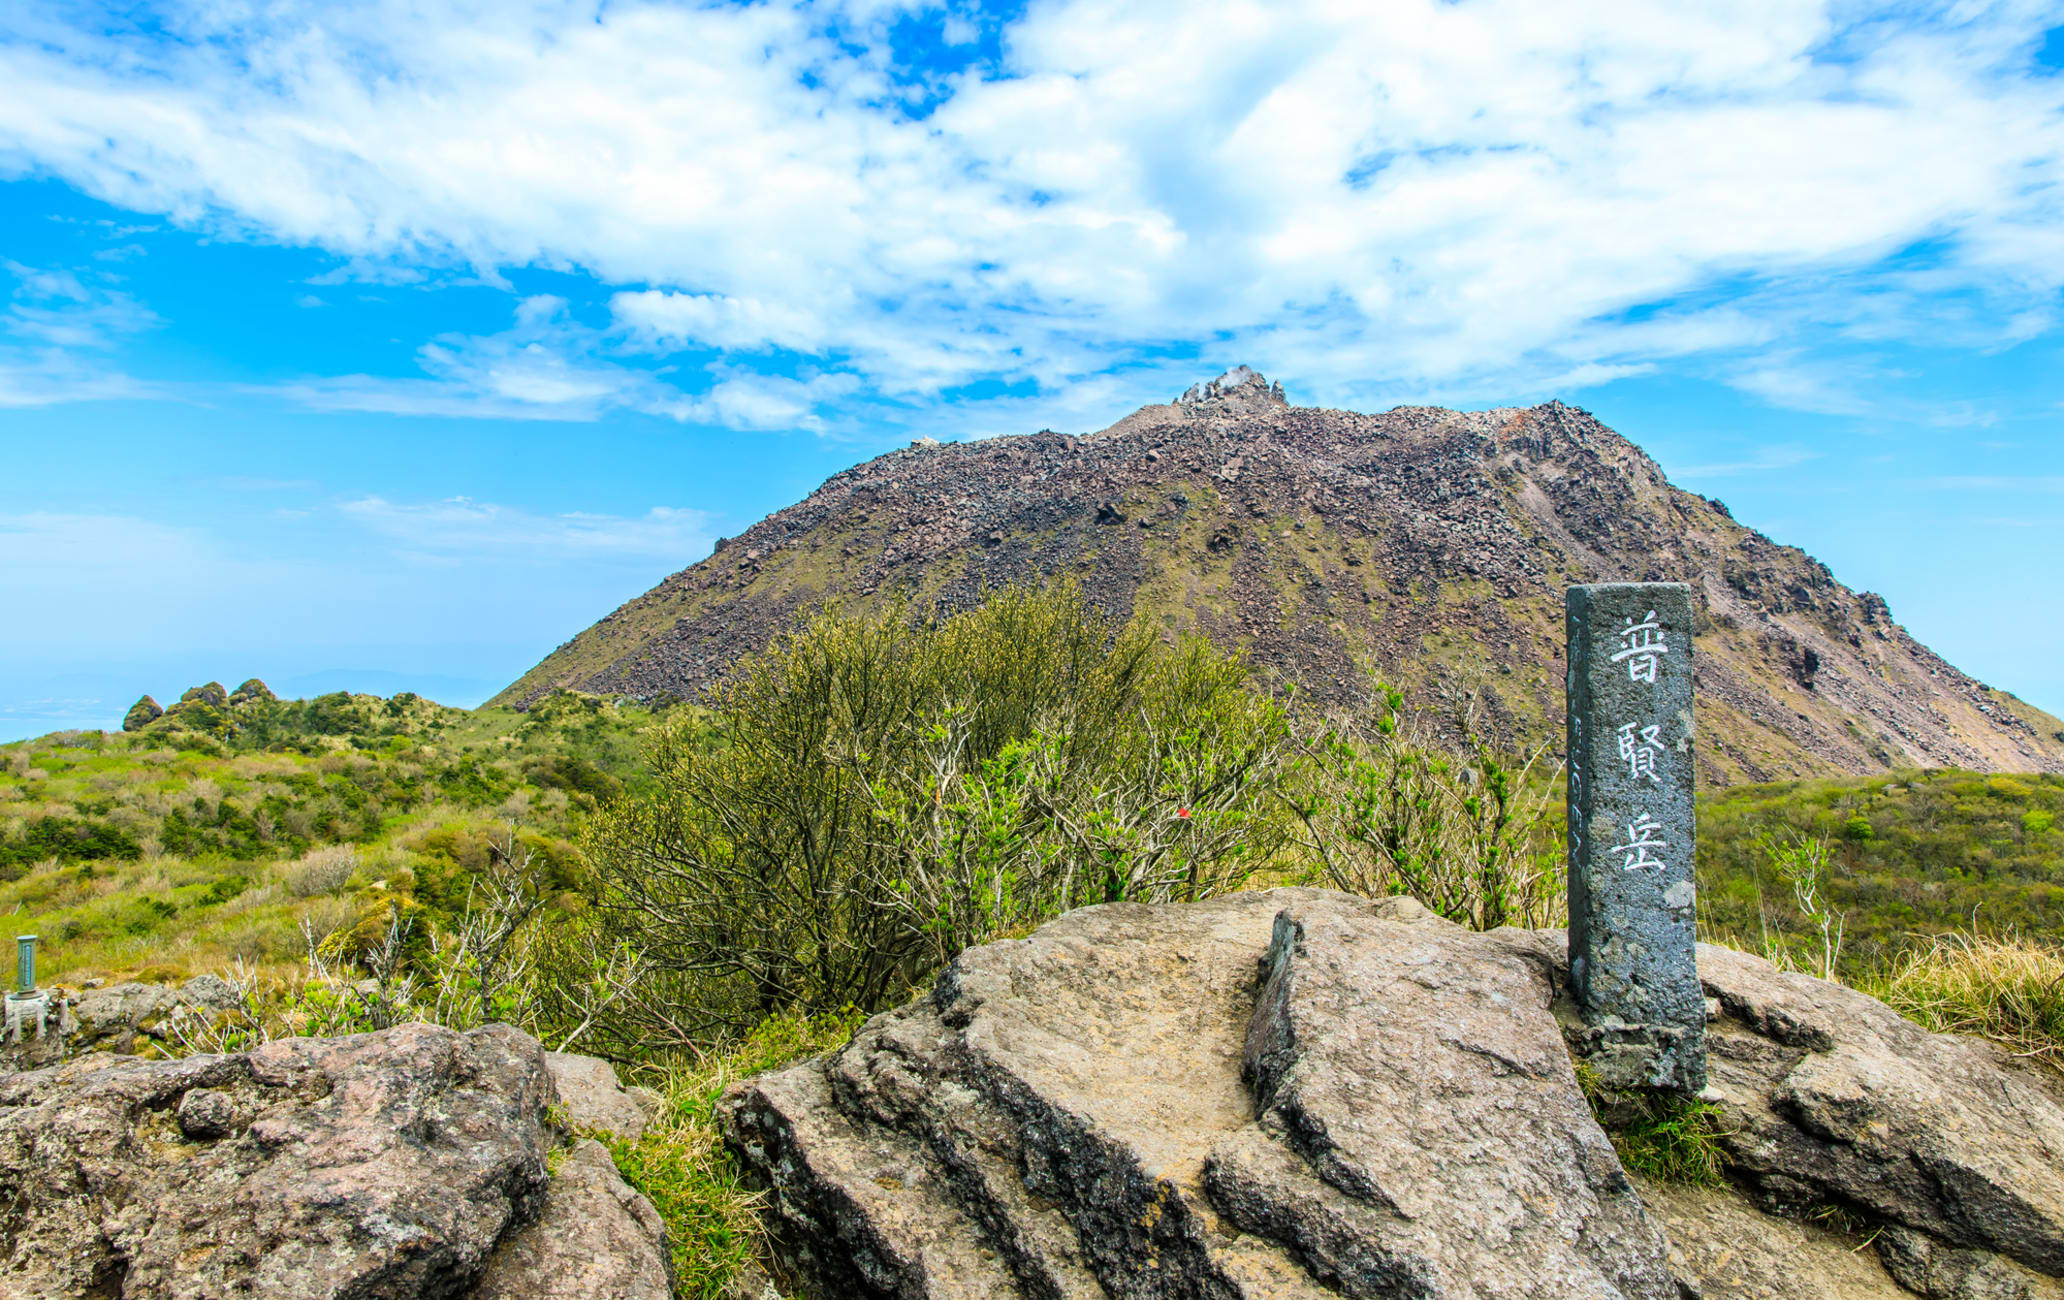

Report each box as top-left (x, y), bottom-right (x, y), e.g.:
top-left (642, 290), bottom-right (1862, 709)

top-left (0, 1023), bottom-right (672, 1300)
top-left (495, 370), bottom-right (2063, 784)
top-left (719, 888), bottom-right (2064, 1300)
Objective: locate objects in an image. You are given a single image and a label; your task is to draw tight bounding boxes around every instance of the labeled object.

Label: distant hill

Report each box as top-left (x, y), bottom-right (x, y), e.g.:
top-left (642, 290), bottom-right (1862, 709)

top-left (494, 368), bottom-right (2064, 785)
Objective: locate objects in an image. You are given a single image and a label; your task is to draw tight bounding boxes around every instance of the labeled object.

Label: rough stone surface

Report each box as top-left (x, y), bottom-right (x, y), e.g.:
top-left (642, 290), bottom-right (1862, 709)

top-left (722, 888), bottom-right (1677, 1299)
top-left (469, 1138), bottom-right (673, 1300)
top-left (1637, 1179), bottom-right (1930, 1300)
top-left (546, 1050), bottom-right (651, 1141)
top-left (724, 889), bottom-right (2064, 1300)
top-left (495, 381), bottom-right (2064, 785)
top-left (0, 1021), bottom-right (554, 1299)
top-left (0, 973), bottom-right (250, 1070)
top-left (1689, 941), bottom-right (2064, 1278)
top-left (1566, 581), bottom-right (1706, 1092)
top-left (1874, 1226), bottom-right (2064, 1300)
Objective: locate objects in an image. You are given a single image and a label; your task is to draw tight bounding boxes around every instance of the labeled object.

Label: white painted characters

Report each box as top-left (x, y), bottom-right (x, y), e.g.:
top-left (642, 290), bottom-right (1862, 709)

top-left (1609, 813), bottom-right (1670, 872)
top-left (1611, 611), bottom-right (1669, 683)
top-left (1617, 722), bottom-right (1664, 784)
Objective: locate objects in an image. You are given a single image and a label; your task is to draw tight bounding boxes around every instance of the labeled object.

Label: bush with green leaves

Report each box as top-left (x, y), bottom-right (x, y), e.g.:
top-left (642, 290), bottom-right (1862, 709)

top-left (583, 586), bottom-right (1294, 1046)
top-left (1285, 680), bottom-right (1562, 930)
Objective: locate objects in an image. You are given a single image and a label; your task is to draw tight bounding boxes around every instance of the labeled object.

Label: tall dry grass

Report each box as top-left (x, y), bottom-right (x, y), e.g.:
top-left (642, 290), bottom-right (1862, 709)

top-left (1861, 931), bottom-right (2064, 1068)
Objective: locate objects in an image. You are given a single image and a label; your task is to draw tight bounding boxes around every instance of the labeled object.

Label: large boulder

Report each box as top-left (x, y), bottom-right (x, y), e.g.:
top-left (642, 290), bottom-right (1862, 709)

top-left (470, 1052), bottom-right (673, 1299)
top-left (1693, 941), bottom-right (2064, 1288)
top-left (0, 1022), bottom-right (555, 1299)
top-left (469, 1138), bottom-right (674, 1300)
top-left (721, 889), bottom-right (1671, 1299)
top-left (720, 888), bottom-right (2064, 1300)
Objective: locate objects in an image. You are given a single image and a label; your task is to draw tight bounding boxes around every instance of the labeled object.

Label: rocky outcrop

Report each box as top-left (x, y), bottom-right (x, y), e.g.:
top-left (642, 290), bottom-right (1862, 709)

top-left (1693, 941), bottom-right (2064, 1279)
top-left (231, 677), bottom-right (277, 704)
top-left (0, 1021), bottom-right (675, 1300)
top-left (493, 374), bottom-right (2064, 784)
top-left (121, 695), bottom-right (162, 732)
top-left (475, 1052), bottom-right (673, 1300)
top-left (719, 888), bottom-right (2064, 1300)
top-left (470, 1139), bottom-right (673, 1300)
top-left (0, 973), bottom-right (244, 1071)
top-left (0, 1022), bottom-right (554, 1299)
top-left (546, 1049), bottom-right (660, 1142)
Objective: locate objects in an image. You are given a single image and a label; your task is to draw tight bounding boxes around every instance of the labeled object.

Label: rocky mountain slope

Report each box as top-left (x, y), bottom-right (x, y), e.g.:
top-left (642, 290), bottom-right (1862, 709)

top-left (495, 368), bottom-right (2064, 785)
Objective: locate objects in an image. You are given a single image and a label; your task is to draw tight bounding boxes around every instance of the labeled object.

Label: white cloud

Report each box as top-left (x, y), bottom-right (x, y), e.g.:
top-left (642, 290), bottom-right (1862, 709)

top-left (278, 295), bottom-right (863, 428)
top-left (613, 290), bottom-right (834, 355)
top-left (338, 496), bottom-right (716, 561)
top-left (0, 260), bottom-right (161, 404)
top-left (0, 0), bottom-right (2059, 422)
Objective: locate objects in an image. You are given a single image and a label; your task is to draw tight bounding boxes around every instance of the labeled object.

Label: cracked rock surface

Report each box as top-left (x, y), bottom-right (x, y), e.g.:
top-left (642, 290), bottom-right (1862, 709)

top-left (721, 888), bottom-right (2064, 1300)
top-left (0, 1021), bottom-right (554, 1299)
top-left (0, 1023), bottom-right (688, 1300)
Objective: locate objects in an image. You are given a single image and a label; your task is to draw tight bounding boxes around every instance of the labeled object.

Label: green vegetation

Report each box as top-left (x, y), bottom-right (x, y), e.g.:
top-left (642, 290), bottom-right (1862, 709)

top-left (597, 1010), bottom-right (864, 1299)
top-left (6, 593), bottom-right (2063, 1296)
top-left (0, 688), bottom-right (673, 986)
top-left (1287, 678), bottom-right (1563, 930)
top-left (1861, 931), bottom-right (2064, 1068)
top-left (1577, 1059), bottom-right (1733, 1187)
top-left (1696, 769), bottom-right (2064, 972)
top-left (584, 586), bottom-right (1294, 1049)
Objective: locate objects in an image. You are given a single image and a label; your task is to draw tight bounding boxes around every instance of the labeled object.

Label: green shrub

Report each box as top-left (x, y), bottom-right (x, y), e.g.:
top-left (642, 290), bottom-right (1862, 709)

top-left (585, 586), bottom-right (1293, 1045)
top-left (1284, 679), bottom-right (1562, 930)
top-left (1575, 1061), bottom-right (1731, 1186)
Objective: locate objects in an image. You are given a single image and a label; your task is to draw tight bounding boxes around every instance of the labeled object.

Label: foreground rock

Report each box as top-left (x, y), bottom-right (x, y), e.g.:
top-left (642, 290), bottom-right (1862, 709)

top-left (0, 1022), bottom-right (551, 1298)
top-left (721, 888), bottom-right (2064, 1300)
top-left (1695, 941), bottom-right (2064, 1293)
top-left (0, 1023), bottom-right (672, 1300)
top-left (471, 1139), bottom-right (674, 1300)
top-left (468, 1049), bottom-right (676, 1299)
top-left (0, 973), bottom-right (245, 1071)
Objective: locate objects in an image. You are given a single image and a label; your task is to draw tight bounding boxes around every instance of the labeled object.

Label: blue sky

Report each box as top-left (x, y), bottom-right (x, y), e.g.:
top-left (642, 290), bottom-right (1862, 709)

top-left (1, 0), bottom-right (2061, 741)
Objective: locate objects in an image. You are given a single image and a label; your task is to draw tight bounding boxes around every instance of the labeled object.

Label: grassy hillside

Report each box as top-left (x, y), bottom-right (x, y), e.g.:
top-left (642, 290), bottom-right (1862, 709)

top-left (8, 686), bottom-right (2056, 992)
top-left (1698, 768), bottom-right (2064, 970)
top-left (0, 686), bottom-right (681, 984)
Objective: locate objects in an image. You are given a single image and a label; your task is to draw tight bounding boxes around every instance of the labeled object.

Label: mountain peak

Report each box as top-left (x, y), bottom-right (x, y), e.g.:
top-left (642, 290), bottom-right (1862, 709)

top-left (493, 397), bottom-right (2064, 784)
top-left (1178, 365), bottom-right (1286, 408)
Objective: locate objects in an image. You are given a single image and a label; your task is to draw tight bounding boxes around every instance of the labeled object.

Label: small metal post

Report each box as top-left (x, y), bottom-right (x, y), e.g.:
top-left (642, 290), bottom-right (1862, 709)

top-left (16, 935), bottom-right (35, 994)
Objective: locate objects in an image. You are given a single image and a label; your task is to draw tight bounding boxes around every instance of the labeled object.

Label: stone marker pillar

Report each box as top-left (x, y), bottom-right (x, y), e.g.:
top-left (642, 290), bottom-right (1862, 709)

top-left (1566, 583), bottom-right (1706, 1093)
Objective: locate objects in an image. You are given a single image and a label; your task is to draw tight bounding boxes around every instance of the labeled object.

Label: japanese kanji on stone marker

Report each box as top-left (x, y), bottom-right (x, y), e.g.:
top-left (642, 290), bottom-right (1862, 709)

top-left (1566, 582), bottom-right (1706, 1093)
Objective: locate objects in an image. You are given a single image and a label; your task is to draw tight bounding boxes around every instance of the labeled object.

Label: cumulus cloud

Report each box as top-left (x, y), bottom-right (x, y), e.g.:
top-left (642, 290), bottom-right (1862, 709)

top-left (278, 294), bottom-right (859, 427)
top-left (0, 0), bottom-right (2059, 422)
